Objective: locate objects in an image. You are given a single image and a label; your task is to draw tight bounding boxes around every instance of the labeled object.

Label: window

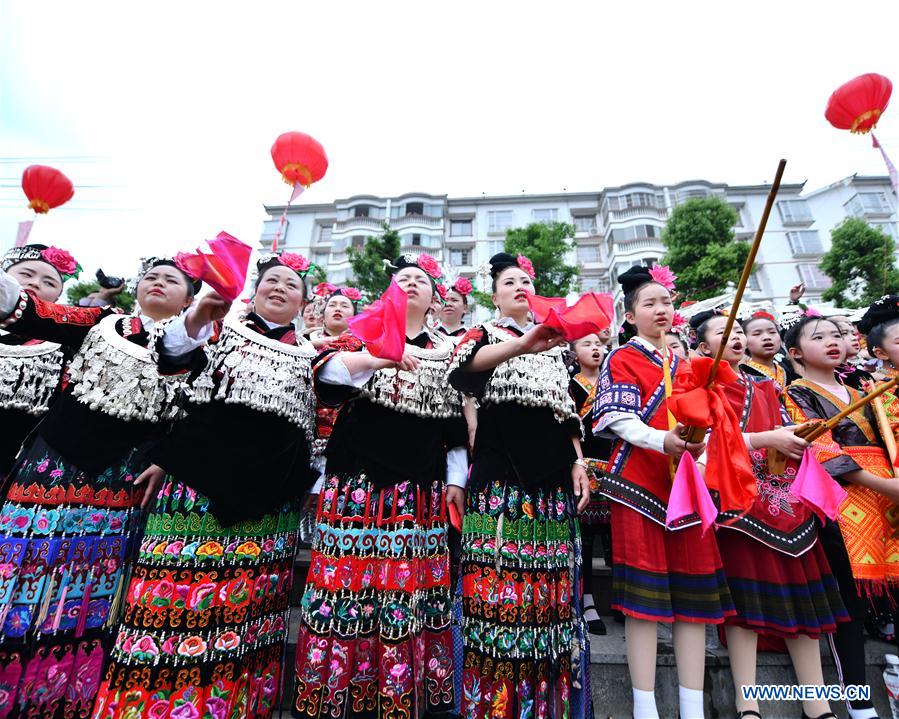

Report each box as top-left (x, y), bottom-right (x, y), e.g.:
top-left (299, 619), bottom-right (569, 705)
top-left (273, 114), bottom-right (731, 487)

top-left (573, 215), bottom-right (596, 234)
top-left (610, 193), bottom-right (662, 210)
top-left (580, 275), bottom-right (603, 292)
top-left (488, 210), bottom-right (515, 233)
top-left (608, 225), bottom-right (663, 243)
top-left (411, 234), bottom-right (422, 246)
top-left (405, 202), bottom-right (424, 216)
top-left (450, 220), bottom-right (472, 237)
top-left (318, 225), bottom-right (333, 244)
top-left (353, 206), bottom-right (370, 218)
top-left (351, 236), bottom-right (365, 249)
top-left (797, 264), bottom-right (831, 290)
top-left (787, 230), bottom-right (823, 256)
top-left (777, 199), bottom-right (812, 224)
top-left (642, 257), bottom-right (658, 267)
top-left (532, 208), bottom-right (558, 224)
top-left (729, 204), bottom-right (744, 227)
top-left (576, 244), bottom-right (601, 263)
top-left (425, 204), bottom-right (444, 218)
top-left (487, 239), bottom-right (504, 256)
top-left (748, 272), bottom-right (761, 291)
top-left (847, 192), bottom-right (892, 216)
top-left (450, 249), bottom-right (472, 266)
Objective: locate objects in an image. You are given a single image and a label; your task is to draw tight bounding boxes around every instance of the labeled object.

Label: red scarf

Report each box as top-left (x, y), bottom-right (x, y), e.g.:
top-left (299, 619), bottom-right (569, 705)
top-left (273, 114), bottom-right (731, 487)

top-left (668, 357), bottom-right (756, 513)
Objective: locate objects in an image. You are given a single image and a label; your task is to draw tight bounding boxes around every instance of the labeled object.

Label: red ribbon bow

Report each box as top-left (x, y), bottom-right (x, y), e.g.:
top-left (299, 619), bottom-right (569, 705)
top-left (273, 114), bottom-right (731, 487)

top-left (668, 357), bottom-right (756, 513)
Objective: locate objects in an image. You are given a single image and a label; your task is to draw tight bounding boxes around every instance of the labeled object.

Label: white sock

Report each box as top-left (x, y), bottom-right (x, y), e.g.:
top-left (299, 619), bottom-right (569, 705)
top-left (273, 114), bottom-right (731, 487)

top-left (678, 685), bottom-right (704, 719)
top-left (632, 688), bottom-right (659, 719)
top-left (847, 706), bottom-right (879, 719)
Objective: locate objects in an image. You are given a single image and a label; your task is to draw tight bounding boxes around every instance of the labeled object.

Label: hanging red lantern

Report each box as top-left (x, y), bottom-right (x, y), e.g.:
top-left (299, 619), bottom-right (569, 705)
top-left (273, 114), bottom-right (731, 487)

top-left (270, 132), bottom-right (328, 187)
top-left (825, 73), bottom-right (892, 134)
top-left (21, 165), bottom-right (74, 214)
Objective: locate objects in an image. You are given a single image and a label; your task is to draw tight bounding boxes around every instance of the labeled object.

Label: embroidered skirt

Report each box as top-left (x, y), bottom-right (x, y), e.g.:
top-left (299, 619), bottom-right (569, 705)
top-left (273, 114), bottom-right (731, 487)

top-left (461, 478), bottom-right (592, 719)
top-left (717, 529), bottom-right (848, 638)
top-left (610, 502), bottom-right (735, 624)
top-left (90, 478), bottom-right (301, 719)
top-left (0, 435), bottom-right (145, 719)
top-left (292, 474), bottom-right (454, 719)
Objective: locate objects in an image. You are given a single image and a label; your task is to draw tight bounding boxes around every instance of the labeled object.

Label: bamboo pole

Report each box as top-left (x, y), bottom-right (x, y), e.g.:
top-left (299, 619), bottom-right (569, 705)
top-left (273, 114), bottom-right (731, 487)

top-left (681, 159), bottom-right (787, 443)
top-left (768, 378), bottom-right (899, 474)
top-left (798, 376), bottom-right (899, 442)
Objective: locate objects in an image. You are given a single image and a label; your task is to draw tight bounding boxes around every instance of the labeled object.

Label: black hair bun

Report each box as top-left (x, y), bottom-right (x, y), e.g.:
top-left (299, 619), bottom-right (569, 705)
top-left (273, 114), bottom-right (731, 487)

top-left (618, 265), bottom-right (654, 295)
top-left (689, 309), bottom-right (720, 330)
top-left (488, 252), bottom-right (519, 278)
top-left (858, 295), bottom-right (899, 335)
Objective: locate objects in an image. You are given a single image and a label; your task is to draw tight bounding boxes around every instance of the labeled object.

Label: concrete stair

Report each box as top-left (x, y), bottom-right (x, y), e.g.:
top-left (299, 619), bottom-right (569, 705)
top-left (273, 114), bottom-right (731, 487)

top-left (288, 548), bottom-right (892, 718)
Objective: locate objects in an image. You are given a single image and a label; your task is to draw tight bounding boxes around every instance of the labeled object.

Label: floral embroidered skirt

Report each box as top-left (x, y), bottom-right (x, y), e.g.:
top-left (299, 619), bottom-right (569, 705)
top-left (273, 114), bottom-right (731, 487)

top-left (90, 477), bottom-right (301, 719)
top-left (292, 474), bottom-right (454, 719)
top-left (461, 479), bottom-right (593, 719)
top-left (0, 435), bottom-right (144, 719)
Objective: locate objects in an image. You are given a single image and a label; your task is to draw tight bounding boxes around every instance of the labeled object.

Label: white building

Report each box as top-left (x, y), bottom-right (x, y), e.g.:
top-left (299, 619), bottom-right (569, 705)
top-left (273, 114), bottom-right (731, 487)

top-left (261, 173), bottom-right (897, 309)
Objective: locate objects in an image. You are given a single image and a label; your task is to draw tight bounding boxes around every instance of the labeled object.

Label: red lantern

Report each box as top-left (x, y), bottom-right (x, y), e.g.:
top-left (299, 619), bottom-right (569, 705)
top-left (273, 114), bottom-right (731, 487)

top-left (270, 132), bottom-right (328, 187)
top-left (825, 73), bottom-right (892, 134)
top-left (21, 165), bottom-right (74, 214)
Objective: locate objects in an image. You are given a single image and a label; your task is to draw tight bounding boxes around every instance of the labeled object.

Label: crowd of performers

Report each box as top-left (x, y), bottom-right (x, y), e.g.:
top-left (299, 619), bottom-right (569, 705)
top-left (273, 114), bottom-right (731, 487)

top-left (0, 241), bottom-right (897, 719)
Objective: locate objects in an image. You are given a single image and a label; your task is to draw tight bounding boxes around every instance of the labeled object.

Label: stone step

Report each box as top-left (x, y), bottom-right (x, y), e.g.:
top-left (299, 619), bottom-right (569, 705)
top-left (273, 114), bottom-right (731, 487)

top-left (281, 613), bottom-right (891, 718)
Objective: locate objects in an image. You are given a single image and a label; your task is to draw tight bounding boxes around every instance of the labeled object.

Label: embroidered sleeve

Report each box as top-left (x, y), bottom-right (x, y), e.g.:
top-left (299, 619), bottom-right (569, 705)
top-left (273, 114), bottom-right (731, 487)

top-left (593, 348), bottom-right (643, 432)
top-left (0, 289), bottom-right (112, 348)
top-left (783, 385), bottom-right (860, 478)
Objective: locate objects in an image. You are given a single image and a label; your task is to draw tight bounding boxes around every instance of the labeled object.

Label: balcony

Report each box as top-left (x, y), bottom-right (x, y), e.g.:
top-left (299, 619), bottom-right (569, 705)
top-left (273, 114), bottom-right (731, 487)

top-left (614, 238), bottom-right (664, 254)
top-left (334, 216), bottom-right (384, 233)
top-left (391, 213), bottom-right (444, 230)
top-left (605, 206), bottom-right (668, 223)
top-left (846, 193), bottom-right (894, 219)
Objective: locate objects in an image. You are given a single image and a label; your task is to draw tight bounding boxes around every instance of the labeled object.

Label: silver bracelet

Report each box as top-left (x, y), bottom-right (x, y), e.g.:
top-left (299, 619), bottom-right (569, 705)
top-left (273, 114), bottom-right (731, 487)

top-left (573, 458), bottom-right (588, 469)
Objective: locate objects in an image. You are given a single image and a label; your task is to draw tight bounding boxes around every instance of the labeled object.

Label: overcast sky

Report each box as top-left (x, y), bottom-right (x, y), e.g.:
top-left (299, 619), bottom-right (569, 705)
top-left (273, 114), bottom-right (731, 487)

top-left (2, 1), bottom-right (898, 286)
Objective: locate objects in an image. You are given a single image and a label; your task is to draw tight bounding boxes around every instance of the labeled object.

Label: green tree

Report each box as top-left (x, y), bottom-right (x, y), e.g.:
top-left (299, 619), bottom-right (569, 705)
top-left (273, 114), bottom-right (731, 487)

top-left (472, 221), bottom-right (578, 309)
top-left (347, 223), bottom-right (401, 297)
top-left (661, 196), bottom-right (746, 301)
top-left (66, 280), bottom-right (135, 313)
top-left (506, 221), bottom-right (578, 292)
top-left (820, 217), bottom-right (899, 307)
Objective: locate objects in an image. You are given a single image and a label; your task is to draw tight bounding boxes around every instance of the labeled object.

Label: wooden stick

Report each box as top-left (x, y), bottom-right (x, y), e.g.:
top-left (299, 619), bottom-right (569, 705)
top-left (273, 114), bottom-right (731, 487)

top-left (680, 158), bottom-right (787, 445)
top-left (705, 159), bottom-right (787, 389)
top-left (799, 376), bottom-right (899, 442)
top-left (660, 332), bottom-right (676, 479)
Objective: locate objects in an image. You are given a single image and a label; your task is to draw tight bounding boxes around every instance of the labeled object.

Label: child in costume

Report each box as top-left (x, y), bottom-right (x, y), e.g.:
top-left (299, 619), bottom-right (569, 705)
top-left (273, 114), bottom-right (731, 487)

top-left (783, 314), bottom-right (899, 719)
top-left (569, 332), bottom-right (612, 636)
top-left (595, 265), bottom-right (733, 719)
top-left (697, 313), bottom-right (847, 719)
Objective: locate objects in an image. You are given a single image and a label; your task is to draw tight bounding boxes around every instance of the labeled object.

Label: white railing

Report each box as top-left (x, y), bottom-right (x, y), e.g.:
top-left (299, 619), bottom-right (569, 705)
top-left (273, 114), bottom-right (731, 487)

top-left (607, 206), bottom-right (668, 222)
top-left (614, 238), bottom-right (663, 252)
top-left (391, 214), bottom-right (444, 229)
top-left (334, 216), bottom-right (384, 233)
